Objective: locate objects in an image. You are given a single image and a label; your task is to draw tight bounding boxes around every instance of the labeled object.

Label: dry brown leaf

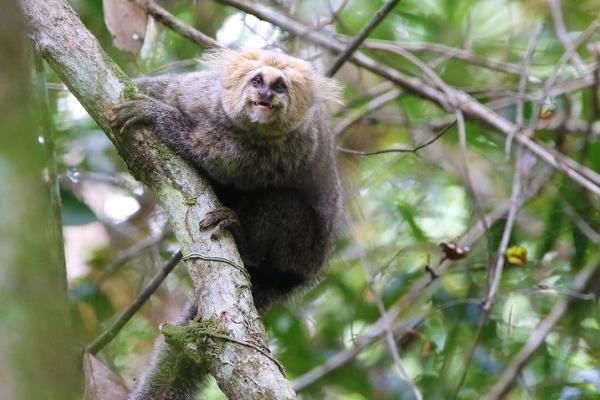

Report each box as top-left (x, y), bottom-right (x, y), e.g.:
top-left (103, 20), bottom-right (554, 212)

top-left (83, 352), bottom-right (129, 400)
top-left (103, 0), bottom-right (148, 54)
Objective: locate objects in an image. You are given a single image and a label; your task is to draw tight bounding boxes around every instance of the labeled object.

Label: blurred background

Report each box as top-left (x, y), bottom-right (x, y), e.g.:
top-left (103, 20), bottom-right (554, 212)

top-left (2, 0), bottom-right (600, 399)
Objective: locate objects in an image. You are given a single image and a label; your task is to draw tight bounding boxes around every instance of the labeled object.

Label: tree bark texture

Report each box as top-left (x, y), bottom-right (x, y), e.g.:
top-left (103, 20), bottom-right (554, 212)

top-left (18, 1), bottom-right (296, 398)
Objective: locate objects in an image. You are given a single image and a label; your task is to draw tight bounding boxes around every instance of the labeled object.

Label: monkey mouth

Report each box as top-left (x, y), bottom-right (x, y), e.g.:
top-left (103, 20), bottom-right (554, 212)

top-left (252, 101), bottom-right (274, 111)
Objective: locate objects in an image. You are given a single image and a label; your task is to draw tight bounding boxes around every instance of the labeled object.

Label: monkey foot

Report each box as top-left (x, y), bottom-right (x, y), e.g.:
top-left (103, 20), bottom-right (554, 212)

top-left (199, 207), bottom-right (239, 239)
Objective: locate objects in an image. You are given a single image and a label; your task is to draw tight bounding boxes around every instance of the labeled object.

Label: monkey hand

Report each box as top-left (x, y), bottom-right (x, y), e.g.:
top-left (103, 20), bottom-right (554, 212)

top-left (110, 94), bottom-right (171, 134)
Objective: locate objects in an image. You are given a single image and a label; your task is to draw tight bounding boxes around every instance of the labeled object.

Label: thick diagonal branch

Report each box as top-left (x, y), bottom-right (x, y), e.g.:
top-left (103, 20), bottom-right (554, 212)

top-left (19, 1), bottom-right (295, 399)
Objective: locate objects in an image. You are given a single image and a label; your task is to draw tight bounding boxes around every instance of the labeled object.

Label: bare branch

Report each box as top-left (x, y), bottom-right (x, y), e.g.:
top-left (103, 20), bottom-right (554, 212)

top-left (326, 0), bottom-right (402, 77)
top-left (95, 227), bottom-right (169, 286)
top-left (485, 261), bottom-right (599, 400)
top-left (294, 170), bottom-right (551, 391)
top-left (293, 310), bottom-right (416, 391)
top-left (346, 215), bottom-right (423, 400)
top-left (450, 29), bottom-right (545, 395)
top-left (548, 0), bottom-right (588, 77)
top-left (337, 120), bottom-right (454, 156)
top-left (334, 88), bottom-right (402, 135)
top-left (485, 23), bottom-right (545, 311)
top-left (523, 17), bottom-right (600, 145)
top-left (87, 250), bottom-right (183, 355)
top-left (137, 0), bottom-right (222, 48)
top-left (336, 81), bottom-right (395, 114)
top-left (363, 40), bottom-right (524, 76)
top-left (312, 0), bottom-right (351, 31)
top-left (506, 23), bottom-right (544, 155)
top-left (562, 200), bottom-right (600, 245)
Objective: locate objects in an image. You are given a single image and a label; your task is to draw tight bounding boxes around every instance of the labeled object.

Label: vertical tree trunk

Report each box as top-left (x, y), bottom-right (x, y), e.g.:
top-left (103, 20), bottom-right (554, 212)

top-left (0, 1), bottom-right (83, 399)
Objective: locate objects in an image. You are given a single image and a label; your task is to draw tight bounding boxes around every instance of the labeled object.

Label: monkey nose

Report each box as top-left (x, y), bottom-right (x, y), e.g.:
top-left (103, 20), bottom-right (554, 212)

top-left (258, 90), bottom-right (274, 103)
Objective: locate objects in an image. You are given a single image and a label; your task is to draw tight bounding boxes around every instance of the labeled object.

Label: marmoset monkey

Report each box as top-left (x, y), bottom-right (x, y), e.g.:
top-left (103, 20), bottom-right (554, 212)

top-left (112, 49), bottom-right (343, 399)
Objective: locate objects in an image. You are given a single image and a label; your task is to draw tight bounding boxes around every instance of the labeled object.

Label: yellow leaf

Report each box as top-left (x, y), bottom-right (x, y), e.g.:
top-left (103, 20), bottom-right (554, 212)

top-left (506, 245), bottom-right (528, 266)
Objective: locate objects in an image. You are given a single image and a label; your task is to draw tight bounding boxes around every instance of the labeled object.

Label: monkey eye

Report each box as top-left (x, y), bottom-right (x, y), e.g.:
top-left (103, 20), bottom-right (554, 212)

top-left (272, 81), bottom-right (287, 93)
top-left (251, 76), bottom-right (263, 87)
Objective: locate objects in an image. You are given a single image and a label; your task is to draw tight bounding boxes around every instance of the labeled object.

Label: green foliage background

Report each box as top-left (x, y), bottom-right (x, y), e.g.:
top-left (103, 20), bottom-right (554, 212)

top-left (46, 0), bottom-right (600, 398)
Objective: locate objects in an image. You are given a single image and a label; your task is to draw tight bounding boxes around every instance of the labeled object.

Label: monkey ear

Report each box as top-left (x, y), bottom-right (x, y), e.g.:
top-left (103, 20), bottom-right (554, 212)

top-left (313, 73), bottom-right (344, 108)
top-left (200, 48), bottom-right (239, 70)
top-left (201, 49), bottom-right (266, 70)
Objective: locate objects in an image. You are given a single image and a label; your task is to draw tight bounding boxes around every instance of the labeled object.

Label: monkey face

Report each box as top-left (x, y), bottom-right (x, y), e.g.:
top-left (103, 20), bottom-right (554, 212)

top-left (243, 66), bottom-right (291, 126)
top-left (214, 50), bottom-right (315, 136)
top-left (206, 50), bottom-right (342, 137)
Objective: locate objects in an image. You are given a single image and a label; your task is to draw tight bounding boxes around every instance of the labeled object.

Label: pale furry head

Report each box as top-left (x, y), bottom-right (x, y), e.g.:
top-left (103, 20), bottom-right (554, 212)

top-left (202, 49), bottom-right (342, 137)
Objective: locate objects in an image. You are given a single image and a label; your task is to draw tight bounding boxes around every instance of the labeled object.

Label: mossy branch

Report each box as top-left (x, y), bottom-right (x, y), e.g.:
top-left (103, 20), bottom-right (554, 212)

top-left (19, 0), bottom-right (295, 398)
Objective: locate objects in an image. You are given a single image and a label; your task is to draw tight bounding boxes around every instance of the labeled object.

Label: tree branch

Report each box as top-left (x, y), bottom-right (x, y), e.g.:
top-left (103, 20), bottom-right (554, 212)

top-left (216, 0), bottom-right (600, 199)
top-left (19, 1), bottom-right (295, 398)
top-left (485, 261), bottom-right (599, 400)
top-left (334, 87), bottom-right (402, 135)
top-left (293, 168), bottom-right (551, 391)
top-left (138, 0), bottom-right (222, 49)
top-left (363, 39), bottom-right (525, 76)
top-left (337, 120), bottom-right (454, 156)
top-left (326, 0), bottom-right (402, 77)
top-left (87, 250), bottom-right (183, 355)
top-left (548, 0), bottom-right (588, 77)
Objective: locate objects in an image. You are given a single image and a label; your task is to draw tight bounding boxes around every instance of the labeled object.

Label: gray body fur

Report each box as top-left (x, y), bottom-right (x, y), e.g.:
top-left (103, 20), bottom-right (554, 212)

top-left (114, 64), bottom-right (341, 399)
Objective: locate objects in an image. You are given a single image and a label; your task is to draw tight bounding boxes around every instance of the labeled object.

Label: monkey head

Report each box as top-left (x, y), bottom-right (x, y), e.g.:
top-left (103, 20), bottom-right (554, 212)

top-left (204, 49), bottom-right (341, 137)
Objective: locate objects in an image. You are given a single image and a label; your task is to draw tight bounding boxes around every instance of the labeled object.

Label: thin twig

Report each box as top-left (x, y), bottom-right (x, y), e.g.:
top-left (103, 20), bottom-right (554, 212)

top-left (359, 111), bottom-right (600, 137)
top-left (561, 200), bottom-right (600, 245)
top-left (548, 0), bottom-right (588, 77)
top-left (455, 110), bottom-right (493, 277)
top-left (439, 114), bottom-right (501, 400)
top-left (484, 22), bottom-right (544, 309)
top-left (326, 0), bottom-right (402, 77)
top-left (294, 170), bottom-right (552, 391)
top-left (137, 0), bottom-right (222, 48)
top-left (545, 17), bottom-right (600, 91)
top-left (451, 28), bottom-right (544, 395)
top-left (293, 310), bottom-right (416, 391)
top-left (346, 214), bottom-right (423, 400)
top-left (87, 250), bottom-right (183, 354)
top-left (312, 0), bottom-right (351, 31)
top-left (363, 40), bottom-right (525, 76)
top-left (337, 120), bottom-right (455, 156)
top-left (335, 81), bottom-right (395, 115)
top-left (485, 68), bottom-right (599, 111)
top-left (451, 151), bottom-right (527, 398)
top-left (95, 228), bottom-right (169, 286)
top-left (524, 17), bottom-right (600, 144)
top-left (334, 88), bottom-right (402, 135)
top-left (366, 39), bottom-right (458, 108)
top-left (485, 261), bottom-right (599, 400)
top-left (505, 23), bottom-right (544, 156)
